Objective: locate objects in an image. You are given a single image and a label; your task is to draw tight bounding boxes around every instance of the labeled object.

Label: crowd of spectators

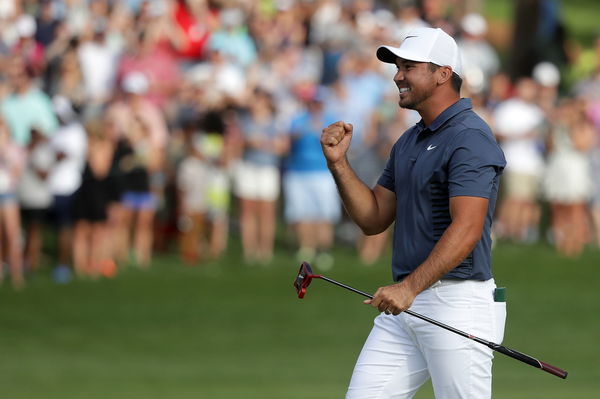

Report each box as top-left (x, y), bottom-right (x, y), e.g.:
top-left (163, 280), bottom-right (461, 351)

top-left (0, 0), bottom-right (599, 289)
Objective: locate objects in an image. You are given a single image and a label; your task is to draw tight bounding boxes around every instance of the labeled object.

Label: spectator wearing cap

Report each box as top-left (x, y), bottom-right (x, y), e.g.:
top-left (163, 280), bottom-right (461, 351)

top-left (107, 71), bottom-right (168, 153)
top-left (492, 77), bottom-right (546, 243)
top-left (532, 61), bottom-right (561, 114)
top-left (10, 13), bottom-right (46, 74)
top-left (185, 44), bottom-right (247, 107)
top-left (116, 21), bottom-right (181, 110)
top-left (456, 13), bottom-right (500, 94)
top-left (508, 0), bottom-right (569, 82)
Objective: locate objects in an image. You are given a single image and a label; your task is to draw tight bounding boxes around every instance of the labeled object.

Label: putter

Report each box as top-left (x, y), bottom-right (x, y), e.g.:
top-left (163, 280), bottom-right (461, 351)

top-left (293, 262), bottom-right (568, 380)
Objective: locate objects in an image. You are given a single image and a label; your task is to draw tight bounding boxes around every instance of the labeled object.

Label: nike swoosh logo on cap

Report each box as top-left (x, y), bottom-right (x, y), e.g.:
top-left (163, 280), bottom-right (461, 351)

top-left (427, 145), bottom-right (437, 151)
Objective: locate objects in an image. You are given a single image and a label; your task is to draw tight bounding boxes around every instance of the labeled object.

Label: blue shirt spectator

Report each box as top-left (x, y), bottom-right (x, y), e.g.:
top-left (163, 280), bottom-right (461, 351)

top-left (286, 101), bottom-right (338, 172)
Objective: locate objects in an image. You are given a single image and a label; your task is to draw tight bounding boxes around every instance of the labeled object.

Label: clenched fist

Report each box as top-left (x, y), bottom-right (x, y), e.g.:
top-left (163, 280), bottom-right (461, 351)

top-left (321, 121), bottom-right (353, 165)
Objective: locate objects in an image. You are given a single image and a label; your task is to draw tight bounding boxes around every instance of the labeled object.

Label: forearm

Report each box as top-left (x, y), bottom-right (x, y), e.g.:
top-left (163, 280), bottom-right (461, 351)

top-left (328, 158), bottom-right (389, 235)
top-left (401, 219), bottom-right (481, 296)
top-left (321, 120), bottom-right (395, 234)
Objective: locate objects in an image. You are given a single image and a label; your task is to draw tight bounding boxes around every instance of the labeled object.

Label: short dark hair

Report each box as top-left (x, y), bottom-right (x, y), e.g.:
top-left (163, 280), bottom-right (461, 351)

top-left (451, 73), bottom-right (463, 93)
top-left (428, 63), bottom-right (463, 93)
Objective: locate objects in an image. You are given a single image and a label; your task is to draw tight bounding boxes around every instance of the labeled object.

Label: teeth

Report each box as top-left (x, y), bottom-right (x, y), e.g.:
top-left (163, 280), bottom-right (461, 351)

top-left (399, 87), bottom-right (410, 93)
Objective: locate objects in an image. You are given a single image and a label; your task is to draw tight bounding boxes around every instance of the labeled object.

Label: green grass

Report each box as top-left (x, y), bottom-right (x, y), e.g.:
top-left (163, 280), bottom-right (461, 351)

top-left (1, 239), bottom-right (599, 398)
top-left (3, 2), bottom-right (599, 397)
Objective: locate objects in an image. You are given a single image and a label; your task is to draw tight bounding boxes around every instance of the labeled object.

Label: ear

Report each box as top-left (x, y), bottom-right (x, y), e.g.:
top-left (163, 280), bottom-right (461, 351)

top-left (437, 66), bottom-right (453, 86)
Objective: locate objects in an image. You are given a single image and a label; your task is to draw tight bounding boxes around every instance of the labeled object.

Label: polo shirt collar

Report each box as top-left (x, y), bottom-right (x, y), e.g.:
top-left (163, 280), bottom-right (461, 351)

top-left (417, 98), bottom-right (472, 133)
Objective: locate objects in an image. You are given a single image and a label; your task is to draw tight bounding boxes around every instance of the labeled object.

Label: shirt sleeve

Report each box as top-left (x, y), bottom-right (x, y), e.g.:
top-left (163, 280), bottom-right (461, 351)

top-left (447, 129), bottom-right (506, 199)
top-left (377, 141), bottom-right (397, 193)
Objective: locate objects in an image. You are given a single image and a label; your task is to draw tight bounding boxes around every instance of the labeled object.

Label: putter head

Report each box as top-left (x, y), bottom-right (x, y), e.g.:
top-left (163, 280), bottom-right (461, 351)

top-left (294, 262), bottom-right (314, 299)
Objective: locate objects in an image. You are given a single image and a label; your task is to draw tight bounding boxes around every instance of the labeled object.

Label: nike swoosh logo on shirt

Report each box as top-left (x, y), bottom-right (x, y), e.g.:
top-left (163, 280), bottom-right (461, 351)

top-left (427, 145), bottom-right (437, 151)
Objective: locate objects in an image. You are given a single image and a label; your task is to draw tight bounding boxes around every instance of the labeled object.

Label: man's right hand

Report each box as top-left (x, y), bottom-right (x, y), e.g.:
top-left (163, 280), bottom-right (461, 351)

top-left (321, 121), bottom-right (353, 166)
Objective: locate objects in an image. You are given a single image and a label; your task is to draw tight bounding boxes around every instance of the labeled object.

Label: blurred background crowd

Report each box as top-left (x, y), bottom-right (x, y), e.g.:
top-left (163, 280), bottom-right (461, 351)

top-left (0, 0), bottom-right (599, 289)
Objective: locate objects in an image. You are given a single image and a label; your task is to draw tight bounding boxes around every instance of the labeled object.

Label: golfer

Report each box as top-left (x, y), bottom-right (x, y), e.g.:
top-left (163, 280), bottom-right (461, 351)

top-left (321, 27), bottom-right (507, 398)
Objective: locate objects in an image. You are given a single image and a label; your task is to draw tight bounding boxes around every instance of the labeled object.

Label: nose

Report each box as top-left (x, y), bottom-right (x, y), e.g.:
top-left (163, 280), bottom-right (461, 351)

top-left (394, 69), bottom-right (405, 83)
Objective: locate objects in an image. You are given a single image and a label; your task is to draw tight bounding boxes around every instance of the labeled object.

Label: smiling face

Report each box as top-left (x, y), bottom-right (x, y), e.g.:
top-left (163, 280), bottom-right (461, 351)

top-left (393, 59), bottom-right (441, 111)
top-left (393, 59), bottom-right (437, 110)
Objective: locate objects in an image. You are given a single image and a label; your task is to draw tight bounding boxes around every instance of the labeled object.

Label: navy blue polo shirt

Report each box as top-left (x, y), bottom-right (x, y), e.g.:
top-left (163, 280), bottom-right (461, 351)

top-left (377, 98), bottom-right (506, 282)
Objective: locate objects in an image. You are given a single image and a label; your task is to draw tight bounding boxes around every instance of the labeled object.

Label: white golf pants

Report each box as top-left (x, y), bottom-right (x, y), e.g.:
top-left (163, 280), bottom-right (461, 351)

top-left (346, 279), bottom-right (506, 399)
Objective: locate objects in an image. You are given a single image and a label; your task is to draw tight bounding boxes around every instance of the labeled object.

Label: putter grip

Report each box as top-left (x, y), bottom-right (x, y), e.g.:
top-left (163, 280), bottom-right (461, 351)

top-left (539, 361), bottom-right (568, 379)
top-left (492, 344), bottom-right (567, 379)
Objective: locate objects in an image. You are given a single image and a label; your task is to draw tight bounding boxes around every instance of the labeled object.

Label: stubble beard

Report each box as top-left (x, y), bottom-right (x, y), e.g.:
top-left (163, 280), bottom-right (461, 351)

top-left (397, 84), bottom-right (435, 111)
top-left (398, 91), bottom-right (420, 111)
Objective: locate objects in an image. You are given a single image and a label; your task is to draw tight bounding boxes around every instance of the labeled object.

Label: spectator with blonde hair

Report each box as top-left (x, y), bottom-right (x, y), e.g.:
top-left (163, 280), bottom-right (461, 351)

top-left (106, 71), bottom-right (167, 268)
top-left (71, 117), bottom-right (115, 278)
top-left (492, 77), bottom-right (546, 243)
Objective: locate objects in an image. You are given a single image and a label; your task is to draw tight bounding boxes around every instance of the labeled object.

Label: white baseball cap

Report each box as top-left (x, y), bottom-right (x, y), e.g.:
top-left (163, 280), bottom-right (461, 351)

top-left (532, 61), bottom-right (560, 87)
top-left (377, 27), bottom-right (462, 77)
top-left (461, 13), bottom-right (487, 36)
top-left (16, 14), bottom-right (36, 38)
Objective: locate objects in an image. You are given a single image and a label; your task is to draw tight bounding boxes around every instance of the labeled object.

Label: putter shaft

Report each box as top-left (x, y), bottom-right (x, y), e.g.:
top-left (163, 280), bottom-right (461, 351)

top-left (306, 274), bottom-right (568, 379)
